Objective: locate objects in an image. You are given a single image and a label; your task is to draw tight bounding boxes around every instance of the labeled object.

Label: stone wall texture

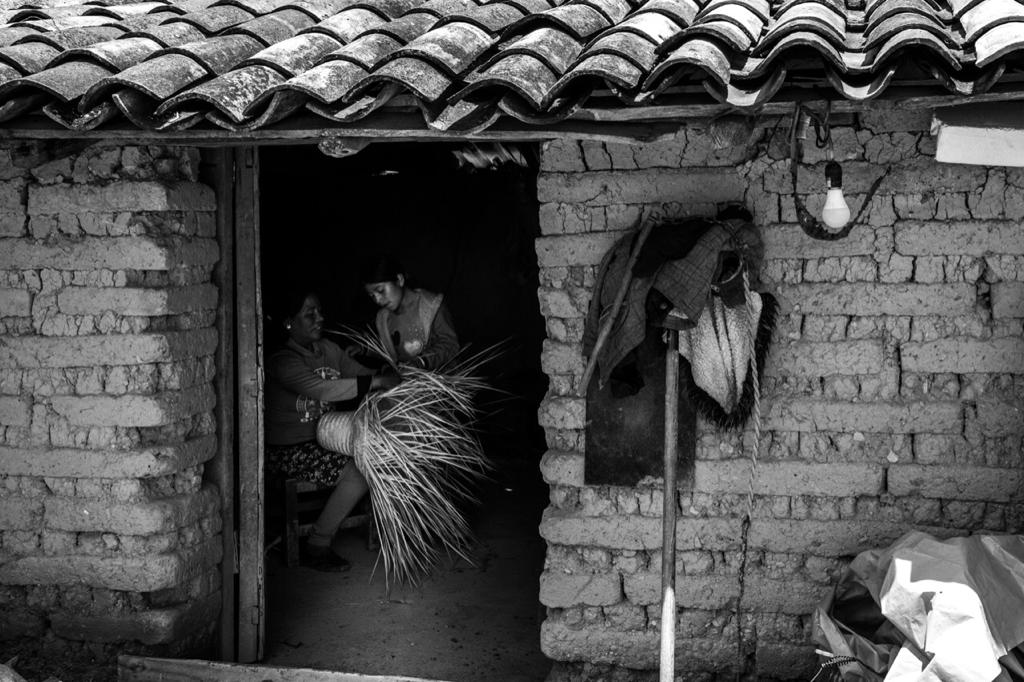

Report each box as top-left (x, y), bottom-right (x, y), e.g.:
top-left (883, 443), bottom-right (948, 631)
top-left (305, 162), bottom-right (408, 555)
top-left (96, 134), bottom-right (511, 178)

top-left (0, 143), bottom-right (222, 663)
top-left (535, 108), bottom-right (1024, 681)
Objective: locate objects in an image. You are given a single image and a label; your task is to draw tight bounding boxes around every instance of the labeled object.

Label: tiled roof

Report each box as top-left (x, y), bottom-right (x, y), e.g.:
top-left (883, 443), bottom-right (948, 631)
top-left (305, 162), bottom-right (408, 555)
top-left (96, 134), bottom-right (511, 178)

top-left (0, 0), bottom-right (1023, 132)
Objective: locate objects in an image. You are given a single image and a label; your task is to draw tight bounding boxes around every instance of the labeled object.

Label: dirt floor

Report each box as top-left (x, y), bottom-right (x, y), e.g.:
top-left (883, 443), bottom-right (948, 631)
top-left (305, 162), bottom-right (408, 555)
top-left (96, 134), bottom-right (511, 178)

top-left (263, 459), bottom-right (552, 682)
top-left (0, 458), bottom-right (549, 682)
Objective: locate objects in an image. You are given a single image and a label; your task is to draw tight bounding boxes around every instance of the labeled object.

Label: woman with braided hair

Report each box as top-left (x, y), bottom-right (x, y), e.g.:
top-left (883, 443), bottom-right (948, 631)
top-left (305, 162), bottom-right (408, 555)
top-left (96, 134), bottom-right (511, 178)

top-left (360, 255), bottom-right (460, 371)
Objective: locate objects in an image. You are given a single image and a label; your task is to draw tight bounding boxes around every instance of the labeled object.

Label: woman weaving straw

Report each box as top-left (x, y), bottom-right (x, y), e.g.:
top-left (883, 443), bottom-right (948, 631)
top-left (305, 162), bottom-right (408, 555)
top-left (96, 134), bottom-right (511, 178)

top-left (301, 255), bottom-right (489, 587)
top-left (265, 287), bottom-right (400, 572)
top-left (280, 259), bottom-right (486, 586)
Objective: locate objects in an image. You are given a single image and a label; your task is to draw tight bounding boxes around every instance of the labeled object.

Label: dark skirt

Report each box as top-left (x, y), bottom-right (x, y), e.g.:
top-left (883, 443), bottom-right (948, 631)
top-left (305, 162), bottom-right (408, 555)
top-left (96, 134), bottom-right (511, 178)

top-left (266, 441), bottom-right (352, 488)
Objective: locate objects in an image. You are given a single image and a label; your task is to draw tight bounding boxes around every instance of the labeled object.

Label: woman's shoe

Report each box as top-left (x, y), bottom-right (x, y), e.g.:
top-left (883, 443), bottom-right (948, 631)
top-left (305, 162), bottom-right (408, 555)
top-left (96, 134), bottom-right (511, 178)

top-left (299, 540), bottom-right (351, 572)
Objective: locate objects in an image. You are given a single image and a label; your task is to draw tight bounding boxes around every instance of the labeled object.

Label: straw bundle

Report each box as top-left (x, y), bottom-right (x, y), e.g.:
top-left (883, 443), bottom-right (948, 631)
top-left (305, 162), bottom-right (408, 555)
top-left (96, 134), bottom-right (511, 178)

top-left (317, 331), bottom-right (491, 586)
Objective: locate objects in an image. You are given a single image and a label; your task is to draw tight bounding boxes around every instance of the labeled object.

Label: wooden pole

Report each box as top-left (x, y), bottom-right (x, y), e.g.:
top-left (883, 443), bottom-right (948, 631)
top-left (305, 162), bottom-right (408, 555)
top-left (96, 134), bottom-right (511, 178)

top-left (659, 329), bottom-right (679, 682)
top-left (578, 221), bottom-right (655, 396)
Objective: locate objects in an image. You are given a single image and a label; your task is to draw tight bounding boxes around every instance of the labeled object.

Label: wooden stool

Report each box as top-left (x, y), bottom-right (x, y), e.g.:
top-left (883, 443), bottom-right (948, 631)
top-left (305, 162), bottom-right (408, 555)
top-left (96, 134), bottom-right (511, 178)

top-left (282, 479), bottom-right (377, 568)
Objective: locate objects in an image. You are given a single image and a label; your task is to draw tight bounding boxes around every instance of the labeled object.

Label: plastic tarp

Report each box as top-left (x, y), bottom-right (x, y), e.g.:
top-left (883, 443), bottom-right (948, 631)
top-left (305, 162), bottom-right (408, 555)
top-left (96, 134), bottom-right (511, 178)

top-left (812, 532), bottom-right (1024, 681)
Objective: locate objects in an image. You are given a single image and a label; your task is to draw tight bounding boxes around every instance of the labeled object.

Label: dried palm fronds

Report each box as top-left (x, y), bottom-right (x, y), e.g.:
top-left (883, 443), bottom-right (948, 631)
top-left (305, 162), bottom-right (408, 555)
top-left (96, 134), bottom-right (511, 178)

top-left (318, 328), bottom-right (493, 586)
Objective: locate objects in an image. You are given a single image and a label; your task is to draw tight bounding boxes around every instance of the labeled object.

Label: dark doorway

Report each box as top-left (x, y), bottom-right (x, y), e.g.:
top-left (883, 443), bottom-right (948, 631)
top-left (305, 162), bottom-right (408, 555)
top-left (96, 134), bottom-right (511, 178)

top-left (257, 142), bottom-right (550, 681)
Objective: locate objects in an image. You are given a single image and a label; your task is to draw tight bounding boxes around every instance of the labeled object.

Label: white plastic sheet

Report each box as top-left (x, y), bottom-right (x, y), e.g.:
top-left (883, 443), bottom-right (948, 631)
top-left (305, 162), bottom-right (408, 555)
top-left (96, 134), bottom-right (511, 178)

top-left (813, 532), bottom-right (1024, 682)
top-left (880, 534), bottom-right (1024, 681)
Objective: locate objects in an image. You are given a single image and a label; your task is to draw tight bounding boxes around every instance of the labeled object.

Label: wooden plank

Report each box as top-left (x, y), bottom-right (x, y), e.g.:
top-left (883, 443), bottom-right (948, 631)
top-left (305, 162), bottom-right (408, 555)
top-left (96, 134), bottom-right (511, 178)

top-left (584, 327), bottom-right (695, 486)
top-left (569, 86), bottom-right (1024, 121)
top-left (234, 145), bottom-right (265, 663)
top-left (0, 112), bottom-right (685, 144)
top-left (883, 86), bottom-right (1024, 111)
top-left (118, 656), bottom-right (449, 682)
top-left (207, 147), bottom-right (238, 662)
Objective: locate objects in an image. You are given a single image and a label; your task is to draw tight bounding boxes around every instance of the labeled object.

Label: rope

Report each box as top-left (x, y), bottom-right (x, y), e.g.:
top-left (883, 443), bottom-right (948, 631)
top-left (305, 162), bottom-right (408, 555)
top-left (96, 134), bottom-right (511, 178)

top-left (735, 266), bottom-right (763, 680)
top-left (743, 268), bottom-right (763, 519)
top-left (808, 654), bottom-right (861, 682)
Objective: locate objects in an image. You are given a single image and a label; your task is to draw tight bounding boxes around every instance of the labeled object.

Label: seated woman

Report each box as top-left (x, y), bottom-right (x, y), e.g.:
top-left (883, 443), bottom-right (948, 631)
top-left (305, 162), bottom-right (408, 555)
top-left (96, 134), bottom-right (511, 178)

top-left (361, 255), bottom-right (460, 371)
top-left (265, 287), bottom-right (398, 571)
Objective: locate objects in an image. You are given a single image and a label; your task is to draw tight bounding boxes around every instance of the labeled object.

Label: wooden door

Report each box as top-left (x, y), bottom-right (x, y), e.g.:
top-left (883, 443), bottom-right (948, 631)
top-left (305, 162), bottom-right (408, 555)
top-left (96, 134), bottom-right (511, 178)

top-left (234, 145), bottom-right (265, 662)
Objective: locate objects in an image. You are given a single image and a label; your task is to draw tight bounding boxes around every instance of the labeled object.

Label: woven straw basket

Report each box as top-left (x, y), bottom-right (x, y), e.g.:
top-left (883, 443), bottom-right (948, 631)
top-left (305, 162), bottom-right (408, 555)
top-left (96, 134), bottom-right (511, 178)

top-left (317, 411), bottom-right (362, 456)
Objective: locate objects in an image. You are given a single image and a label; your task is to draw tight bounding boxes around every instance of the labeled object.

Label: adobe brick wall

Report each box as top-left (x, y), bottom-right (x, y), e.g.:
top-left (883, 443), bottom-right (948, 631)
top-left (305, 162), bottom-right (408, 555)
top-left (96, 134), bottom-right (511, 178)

top-left (536, 108), bottom-right (1024, 681)
top-left (0, 143), bottom-right (222, 662)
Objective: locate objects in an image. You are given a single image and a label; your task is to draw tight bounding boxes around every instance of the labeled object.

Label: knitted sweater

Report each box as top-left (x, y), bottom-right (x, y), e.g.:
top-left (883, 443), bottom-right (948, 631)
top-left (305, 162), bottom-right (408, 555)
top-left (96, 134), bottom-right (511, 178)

top-left (374, 288), bottom-right (459, 370)
top-left (265, 338), bottom-right (374, 445)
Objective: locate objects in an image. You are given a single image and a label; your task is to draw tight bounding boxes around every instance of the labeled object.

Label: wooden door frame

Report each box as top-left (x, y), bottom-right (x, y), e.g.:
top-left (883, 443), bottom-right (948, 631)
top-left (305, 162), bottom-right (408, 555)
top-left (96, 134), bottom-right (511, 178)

top-left (210, 148), bottom-right (237, 661)
top-left (209, 146), bottom-right (265, 663)
top-left (234, 145), bottom-right (265, 662)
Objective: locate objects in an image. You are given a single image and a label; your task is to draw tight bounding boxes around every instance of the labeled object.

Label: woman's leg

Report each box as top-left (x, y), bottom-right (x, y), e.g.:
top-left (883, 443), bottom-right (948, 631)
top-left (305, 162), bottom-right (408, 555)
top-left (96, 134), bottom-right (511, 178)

top-left (307, 464), bottom-right (369, 548)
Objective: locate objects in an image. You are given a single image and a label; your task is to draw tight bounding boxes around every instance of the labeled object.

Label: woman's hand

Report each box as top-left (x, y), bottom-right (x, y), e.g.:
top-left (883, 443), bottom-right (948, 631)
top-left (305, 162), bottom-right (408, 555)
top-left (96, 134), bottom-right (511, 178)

top-left (398, 358), bottom-right (427, 372)
top-left (370, 374), bottom-right (401, 391)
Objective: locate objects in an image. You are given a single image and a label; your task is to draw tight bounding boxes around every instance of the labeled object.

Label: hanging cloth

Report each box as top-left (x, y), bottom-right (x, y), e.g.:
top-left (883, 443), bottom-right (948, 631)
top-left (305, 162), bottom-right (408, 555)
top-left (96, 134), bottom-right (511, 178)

top-left (584, 218), bottom-right (742, 388)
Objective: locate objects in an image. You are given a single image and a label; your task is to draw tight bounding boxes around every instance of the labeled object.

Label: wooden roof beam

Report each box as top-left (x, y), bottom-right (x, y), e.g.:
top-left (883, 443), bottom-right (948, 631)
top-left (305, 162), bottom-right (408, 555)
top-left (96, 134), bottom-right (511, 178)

top-left (0, 87), bottom-right (1023, 144)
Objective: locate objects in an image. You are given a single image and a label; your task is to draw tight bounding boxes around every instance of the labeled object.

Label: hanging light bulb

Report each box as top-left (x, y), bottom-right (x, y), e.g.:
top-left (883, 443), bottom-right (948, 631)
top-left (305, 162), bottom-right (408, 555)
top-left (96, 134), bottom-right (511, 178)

top-left (821, 160), bottom-right (850, 229)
